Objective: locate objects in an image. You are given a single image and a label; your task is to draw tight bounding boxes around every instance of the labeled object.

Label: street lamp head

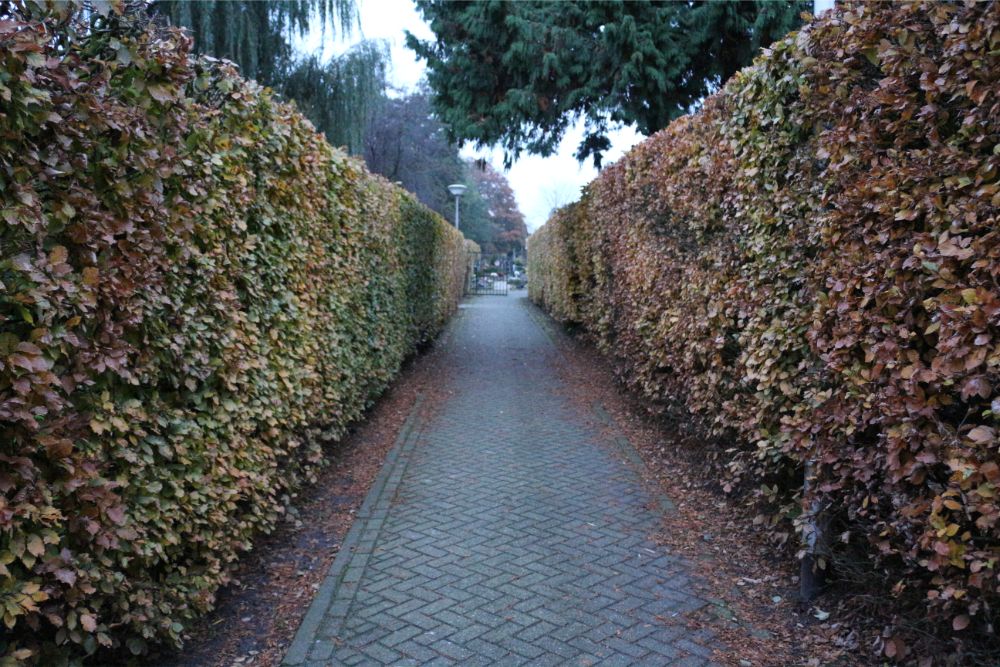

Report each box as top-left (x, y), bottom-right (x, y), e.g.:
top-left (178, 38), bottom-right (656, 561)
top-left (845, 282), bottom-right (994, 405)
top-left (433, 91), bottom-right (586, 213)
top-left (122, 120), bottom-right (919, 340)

top-left (447, 184), bottom-right (466, 231)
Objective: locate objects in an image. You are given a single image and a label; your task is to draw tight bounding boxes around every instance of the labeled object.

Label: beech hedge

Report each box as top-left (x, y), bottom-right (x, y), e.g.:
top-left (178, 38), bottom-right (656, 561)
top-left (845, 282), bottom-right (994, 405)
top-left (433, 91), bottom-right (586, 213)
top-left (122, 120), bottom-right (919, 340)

top-left (530, 1), bottom-right (1000, 651)
top-left (0, 4), bottom-right (466, 663)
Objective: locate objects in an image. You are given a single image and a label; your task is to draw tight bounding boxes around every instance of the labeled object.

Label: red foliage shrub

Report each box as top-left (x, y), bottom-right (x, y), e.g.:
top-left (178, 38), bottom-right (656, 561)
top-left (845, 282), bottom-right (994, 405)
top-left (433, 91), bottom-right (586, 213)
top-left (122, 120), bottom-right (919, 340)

top-left (0, 3), bottom-right (465, 663)
top-left (530, 3), bottom-right (1000, 658)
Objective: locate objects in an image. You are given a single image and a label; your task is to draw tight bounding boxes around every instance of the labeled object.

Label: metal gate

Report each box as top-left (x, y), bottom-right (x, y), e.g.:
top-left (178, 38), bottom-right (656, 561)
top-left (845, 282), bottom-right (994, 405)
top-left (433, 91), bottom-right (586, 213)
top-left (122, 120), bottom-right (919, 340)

top-left (465, 252), bottom-right (511, 296)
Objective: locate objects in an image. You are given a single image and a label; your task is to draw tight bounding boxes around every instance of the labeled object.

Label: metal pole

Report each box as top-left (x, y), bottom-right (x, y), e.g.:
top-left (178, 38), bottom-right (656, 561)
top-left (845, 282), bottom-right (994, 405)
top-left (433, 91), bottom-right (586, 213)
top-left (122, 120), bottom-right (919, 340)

top-left (454, 195), bottom-right (461, 231)
top-left (800, 457), bottom-right (829, 600)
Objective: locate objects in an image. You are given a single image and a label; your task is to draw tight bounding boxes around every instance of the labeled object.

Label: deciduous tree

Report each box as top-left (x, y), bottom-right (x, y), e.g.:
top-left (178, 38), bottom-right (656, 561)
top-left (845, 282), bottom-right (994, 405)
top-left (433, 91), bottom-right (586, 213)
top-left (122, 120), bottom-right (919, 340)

top-left (150, 1), bottom-right (355, 86)
top-left (362, 91), bottom-right (525, 253)
top-left (150, 0), bottom-right (388, 152)
top-left (364, 90), bottom-right (465, 218)
top-left (469, 163), bottom-right (528, 254)
top-left (282, 43), bottom-right (388, 153)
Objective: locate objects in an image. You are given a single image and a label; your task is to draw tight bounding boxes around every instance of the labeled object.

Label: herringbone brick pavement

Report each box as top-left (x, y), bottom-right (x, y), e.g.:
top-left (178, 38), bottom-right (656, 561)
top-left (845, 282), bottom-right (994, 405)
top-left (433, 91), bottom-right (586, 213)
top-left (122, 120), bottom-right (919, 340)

top-left (285, 295), bottom-right (719, 666)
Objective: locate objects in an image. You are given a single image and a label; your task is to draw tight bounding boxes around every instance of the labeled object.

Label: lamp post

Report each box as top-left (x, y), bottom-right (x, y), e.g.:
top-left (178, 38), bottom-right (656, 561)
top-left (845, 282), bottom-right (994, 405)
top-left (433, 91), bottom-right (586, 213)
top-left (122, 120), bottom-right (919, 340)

top-left (447, 183), bottom-right (467, 231)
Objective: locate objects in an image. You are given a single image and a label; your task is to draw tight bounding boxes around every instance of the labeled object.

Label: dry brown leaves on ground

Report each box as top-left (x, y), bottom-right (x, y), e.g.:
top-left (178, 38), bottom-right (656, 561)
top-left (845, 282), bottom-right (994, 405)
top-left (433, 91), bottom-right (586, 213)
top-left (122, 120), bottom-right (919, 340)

top-left (536, 310), bottom-right (866, 667)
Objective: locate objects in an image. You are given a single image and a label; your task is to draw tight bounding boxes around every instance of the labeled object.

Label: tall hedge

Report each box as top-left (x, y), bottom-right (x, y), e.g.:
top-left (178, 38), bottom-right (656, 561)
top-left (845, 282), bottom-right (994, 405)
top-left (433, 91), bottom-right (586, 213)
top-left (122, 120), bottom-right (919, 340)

top-left (530, 1), bottom-right (1000, 651)
top-left (0, 4), bottom-right (466, 663)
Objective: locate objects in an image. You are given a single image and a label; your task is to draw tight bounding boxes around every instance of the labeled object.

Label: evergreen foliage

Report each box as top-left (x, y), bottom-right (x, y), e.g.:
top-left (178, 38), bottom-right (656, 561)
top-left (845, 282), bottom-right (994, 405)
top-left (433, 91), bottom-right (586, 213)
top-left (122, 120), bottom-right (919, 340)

top-left (407, 0), bottom-right (806, 166)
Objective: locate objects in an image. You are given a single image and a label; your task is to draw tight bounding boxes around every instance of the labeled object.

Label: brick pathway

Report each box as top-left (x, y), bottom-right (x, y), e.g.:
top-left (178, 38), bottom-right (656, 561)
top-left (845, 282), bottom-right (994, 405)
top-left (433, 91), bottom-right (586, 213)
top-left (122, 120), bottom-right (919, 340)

top-left (284, 295), bottom-right (719, 666)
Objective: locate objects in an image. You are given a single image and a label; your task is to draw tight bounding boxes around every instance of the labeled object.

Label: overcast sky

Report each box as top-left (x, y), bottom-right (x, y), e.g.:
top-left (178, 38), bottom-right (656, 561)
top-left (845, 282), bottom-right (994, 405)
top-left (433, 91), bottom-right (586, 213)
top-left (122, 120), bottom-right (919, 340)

top-left (304, 0), bottom-right (644, 233)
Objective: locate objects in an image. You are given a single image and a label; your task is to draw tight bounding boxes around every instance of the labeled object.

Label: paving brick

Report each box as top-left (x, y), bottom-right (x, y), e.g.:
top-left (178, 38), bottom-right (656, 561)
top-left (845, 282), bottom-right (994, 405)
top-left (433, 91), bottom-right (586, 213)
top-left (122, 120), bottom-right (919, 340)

top-left (421, 657), bottom-right (456, 667)
top-left (550, 620), bottom-right (594, 643)
top-left (394, 640), bottom-right (439, 662)
top-left (675, 638), bottom-right (715, 658)
top-left (671, 656), bottom-right (710, 667)
top-left (534, 635), bottom-right (579, 658)
top-left (381, 625), bottom-right (423, 648)
top-left (515, 619), bottom-right (556, 643)
top-left (568, 635), bottom-right (609, 658)
top-left (604, 635), bottom-right (650, 658)
top-left (338, 652), bottom-right (367, 666)
top-left (282, 296), bottom-right (721, 665)
top-left (462, 637), bottom-right (510, 661)
top-left (497, 635), bottom-right (547, 660)
top-left (596, 655), bottom-right (638, 667)
top-left (431, 639), bottom-right (474, 662)
top-left (360, 642), bottom-right (402, 664)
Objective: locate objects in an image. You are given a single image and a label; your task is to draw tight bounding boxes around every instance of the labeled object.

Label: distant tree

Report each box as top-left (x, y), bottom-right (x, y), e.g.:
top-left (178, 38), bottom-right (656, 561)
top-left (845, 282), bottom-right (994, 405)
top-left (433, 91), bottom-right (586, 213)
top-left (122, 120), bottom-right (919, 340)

top-left (539, 182), bottom-right (580, 220)
top-left (469, 164), bottom-right (528, 254)
top-left (364, 90), bottom-right (465, 218)
top-left (452, 179), bottom-right (497, 253)
top-left (363, 91), bottom-right (525, 253)
top-left (407, 0), bottom-right (807, 167)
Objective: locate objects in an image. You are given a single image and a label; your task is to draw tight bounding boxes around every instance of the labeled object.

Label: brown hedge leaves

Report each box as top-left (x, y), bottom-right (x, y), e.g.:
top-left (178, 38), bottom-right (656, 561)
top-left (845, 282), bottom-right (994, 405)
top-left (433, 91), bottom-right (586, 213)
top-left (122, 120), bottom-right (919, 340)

top-left (529, 2), bottom-right (1000, 653)
top-left (0, 3), bottom-right (465, 663)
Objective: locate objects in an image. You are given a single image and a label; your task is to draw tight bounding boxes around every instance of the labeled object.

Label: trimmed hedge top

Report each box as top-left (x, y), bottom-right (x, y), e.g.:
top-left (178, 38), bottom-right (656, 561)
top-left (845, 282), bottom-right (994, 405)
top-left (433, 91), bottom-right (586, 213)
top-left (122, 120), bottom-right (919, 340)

top-left (1, 4), bottom-right (466, 663)
top-left (530, 2), bottom-right (1000, 658)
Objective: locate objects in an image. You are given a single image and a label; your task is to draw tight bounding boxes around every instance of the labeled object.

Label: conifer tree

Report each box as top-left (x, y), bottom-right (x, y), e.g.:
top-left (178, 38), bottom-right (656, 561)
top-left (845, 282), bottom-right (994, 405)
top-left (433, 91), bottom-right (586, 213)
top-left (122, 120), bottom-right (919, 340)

top-left (407, 0), bottom-right (807, 166)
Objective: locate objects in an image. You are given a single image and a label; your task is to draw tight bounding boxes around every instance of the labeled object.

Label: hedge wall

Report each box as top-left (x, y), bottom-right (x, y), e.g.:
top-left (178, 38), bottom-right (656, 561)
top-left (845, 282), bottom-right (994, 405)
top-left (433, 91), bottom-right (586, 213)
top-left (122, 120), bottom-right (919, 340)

top-left (529, 1), bottom-right (1000, 653)
top-left (0, 5), bottom-right (466, 663)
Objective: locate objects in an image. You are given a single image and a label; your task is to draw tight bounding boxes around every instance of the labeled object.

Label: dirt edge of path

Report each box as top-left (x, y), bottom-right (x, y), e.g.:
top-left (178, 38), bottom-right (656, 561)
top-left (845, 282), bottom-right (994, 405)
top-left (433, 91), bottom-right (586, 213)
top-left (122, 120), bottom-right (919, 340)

top-left (523, 299), bottom-right (858, 667)
top-left (154, 297), bottom-right (855, 667)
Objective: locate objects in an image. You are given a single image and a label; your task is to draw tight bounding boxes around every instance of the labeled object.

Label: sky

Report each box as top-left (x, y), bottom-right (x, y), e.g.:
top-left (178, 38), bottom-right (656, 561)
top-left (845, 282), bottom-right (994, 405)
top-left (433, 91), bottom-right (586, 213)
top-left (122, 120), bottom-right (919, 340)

top-left (303, 0), bottom-right (645, 232)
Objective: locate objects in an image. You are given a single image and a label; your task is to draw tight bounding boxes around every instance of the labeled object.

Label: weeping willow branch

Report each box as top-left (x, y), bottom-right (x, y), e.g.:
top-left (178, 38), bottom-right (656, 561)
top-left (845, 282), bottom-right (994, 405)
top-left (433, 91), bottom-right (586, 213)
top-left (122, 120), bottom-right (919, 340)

top-left (282, 41), bottom-right (389, 154)
top-left (148, 0), bottom-right (389, 156)
top-left (148, 0), bottom-right (358, 86)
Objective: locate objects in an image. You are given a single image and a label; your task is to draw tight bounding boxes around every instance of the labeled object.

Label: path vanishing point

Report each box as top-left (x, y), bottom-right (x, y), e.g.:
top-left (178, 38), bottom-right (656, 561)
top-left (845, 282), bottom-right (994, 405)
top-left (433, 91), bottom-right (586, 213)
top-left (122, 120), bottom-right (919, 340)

top-left (283, 294), bottom-right (720, 666)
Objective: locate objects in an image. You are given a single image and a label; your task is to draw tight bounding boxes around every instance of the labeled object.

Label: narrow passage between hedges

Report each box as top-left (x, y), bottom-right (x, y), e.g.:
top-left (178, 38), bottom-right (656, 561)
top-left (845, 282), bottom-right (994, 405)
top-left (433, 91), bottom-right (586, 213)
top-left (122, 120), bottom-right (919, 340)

top-left (284, 294), bottom-right (720, 666)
